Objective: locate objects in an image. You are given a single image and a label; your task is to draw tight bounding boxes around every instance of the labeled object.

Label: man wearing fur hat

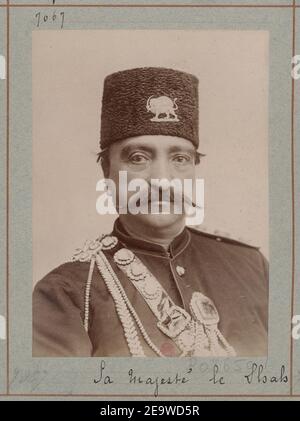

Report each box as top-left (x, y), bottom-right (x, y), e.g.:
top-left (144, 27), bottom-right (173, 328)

top-left (33, 67), bottom-right (268, 357)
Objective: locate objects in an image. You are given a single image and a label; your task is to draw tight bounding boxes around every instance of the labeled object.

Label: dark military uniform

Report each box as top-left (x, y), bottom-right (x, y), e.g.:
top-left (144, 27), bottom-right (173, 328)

top-left (33, 67), bottom-right (268, 357)
top-left (33, 218), bottom-right (268, 357)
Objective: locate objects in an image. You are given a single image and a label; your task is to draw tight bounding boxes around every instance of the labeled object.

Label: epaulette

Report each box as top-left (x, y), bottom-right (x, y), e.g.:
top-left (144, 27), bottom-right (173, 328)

top-left (188, 226), bottom-right (260, 250)
top-left (71, 234), bottom-right (119, 262)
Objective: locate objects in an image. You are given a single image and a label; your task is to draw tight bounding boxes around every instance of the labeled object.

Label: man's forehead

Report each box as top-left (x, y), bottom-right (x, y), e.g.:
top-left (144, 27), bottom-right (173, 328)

top-left (113, 135), bottom-right (196, 153)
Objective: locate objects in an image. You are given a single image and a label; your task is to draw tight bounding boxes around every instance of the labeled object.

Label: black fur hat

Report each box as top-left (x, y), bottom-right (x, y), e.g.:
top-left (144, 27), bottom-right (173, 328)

top-left (100, 67), bottom-right (199, 150)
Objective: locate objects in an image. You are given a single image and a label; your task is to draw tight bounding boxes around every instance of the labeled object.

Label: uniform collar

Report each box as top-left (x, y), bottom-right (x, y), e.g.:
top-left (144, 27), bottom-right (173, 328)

top-left (112, 218), bottom-right (191, 258)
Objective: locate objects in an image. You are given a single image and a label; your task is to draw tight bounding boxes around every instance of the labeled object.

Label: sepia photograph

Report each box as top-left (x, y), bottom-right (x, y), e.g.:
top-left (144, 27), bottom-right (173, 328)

top-left (32, 30), bottom-right (269, 358)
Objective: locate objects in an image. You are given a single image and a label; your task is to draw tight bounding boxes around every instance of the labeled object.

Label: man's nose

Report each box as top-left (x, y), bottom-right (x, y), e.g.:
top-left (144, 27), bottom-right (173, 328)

top-left (149, 157), bottom-right (172, 181)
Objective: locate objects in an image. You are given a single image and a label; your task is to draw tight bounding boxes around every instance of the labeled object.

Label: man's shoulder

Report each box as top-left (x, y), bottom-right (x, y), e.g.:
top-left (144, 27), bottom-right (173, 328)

top-left (187, 226), bottom-right (260, 250)
top-left (187, 226), bottom-right (267, 268)
top-left (34, 260), bottom-right (92, 293)
top-left (34, 234), bottom-right (116, 292)
top-left (47, 260), bottom-right (91, 278)
top-left (187, 226), bottom-right (268, 283)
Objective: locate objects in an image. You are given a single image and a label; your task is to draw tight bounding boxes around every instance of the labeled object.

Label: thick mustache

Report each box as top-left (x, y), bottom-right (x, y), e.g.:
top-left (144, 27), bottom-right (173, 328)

top-left (116, 186), bottom-right (202, 210)
top-left (117, 194), bottom-right (201, 210)
top-left (145, 188), bottom-right (199, 208)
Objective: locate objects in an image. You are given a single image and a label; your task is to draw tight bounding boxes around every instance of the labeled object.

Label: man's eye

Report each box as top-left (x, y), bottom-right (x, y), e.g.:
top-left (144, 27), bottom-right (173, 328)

top-left (129, 153), bottom-right (149, 164)
top-left (172, 155), bottom-right (191, 164)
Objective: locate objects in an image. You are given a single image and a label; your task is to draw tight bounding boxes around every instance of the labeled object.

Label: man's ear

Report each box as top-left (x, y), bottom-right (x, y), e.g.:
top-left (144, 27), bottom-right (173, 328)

top-left (195, 152), bottom-right (206, 165)
top-left (97, 149), bottom-right (110, 178)
top-left (100, 159), bottom-right (110, 178)
top-left (102, 166), bottom-right (110, 179)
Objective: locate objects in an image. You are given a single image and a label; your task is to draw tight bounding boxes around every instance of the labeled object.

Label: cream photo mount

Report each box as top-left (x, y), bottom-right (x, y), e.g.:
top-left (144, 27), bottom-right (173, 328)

top-left (0, 3), bottom-right (298, 399)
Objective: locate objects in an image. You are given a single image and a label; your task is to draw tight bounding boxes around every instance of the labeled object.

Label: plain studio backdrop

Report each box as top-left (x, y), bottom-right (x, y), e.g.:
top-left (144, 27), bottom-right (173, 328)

top-left (32, 30), bottom-right (269, 285)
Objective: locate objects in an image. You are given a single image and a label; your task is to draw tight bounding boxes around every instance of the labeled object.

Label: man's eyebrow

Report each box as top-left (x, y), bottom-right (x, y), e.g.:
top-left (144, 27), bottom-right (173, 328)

top-left (120, 144), bottom-right (154, 158)
top-left (168, 145), bottom-right (196, 152)
top-left (119, 143), bottom-right (197, 159)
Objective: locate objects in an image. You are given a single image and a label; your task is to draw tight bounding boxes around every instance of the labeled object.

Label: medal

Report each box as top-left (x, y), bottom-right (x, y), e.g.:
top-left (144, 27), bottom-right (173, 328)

top-left (100, 235), bottom-right (118, 250)
top-left (114, 248), bottom-right (135, 266)
top-left (190, 292), bottom-right (220, 325)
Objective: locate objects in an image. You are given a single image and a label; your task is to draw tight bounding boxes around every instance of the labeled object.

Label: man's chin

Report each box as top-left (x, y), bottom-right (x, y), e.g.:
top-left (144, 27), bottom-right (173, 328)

top-left (129, 212), bottom-right (184, 229)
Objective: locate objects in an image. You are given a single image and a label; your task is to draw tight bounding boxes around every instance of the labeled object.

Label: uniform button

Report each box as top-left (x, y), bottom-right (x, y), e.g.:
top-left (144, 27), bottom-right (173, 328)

top-left (216, 237), bottom-right (222, 242)
top-left (176, 265), bottom-right (185, 276)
